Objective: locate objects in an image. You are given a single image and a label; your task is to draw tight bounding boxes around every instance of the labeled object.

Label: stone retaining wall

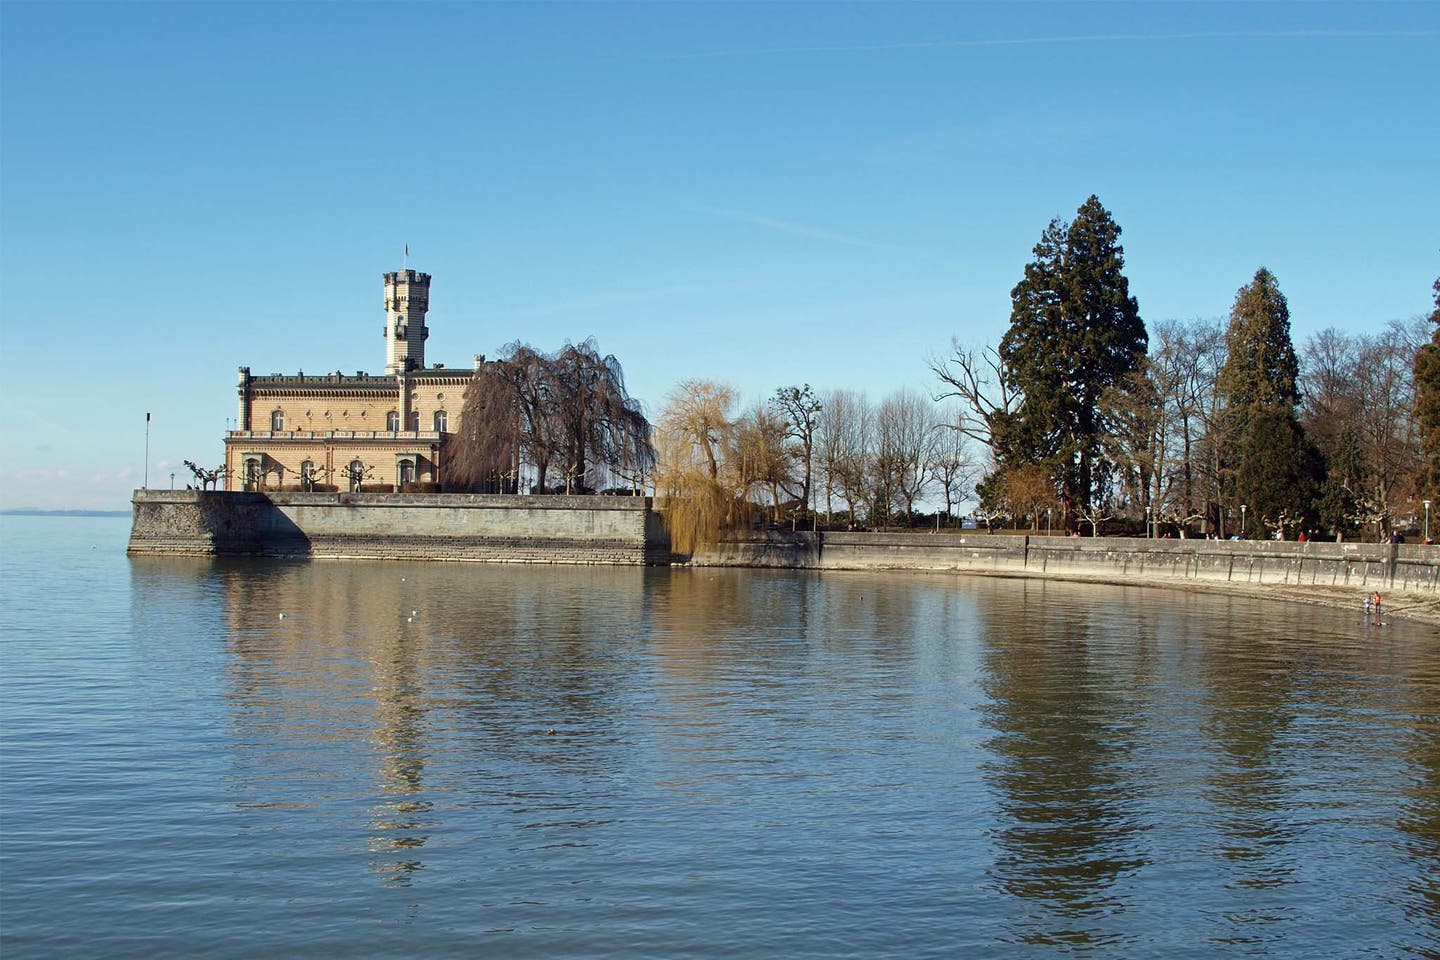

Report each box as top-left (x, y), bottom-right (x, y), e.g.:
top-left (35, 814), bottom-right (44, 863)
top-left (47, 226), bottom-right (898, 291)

top-left (694, 530), bottom-right (1440, 597)
top-left (128, 490), bottom-right (671, 564)
top-left (129, 492), bottom-right (1439, 604)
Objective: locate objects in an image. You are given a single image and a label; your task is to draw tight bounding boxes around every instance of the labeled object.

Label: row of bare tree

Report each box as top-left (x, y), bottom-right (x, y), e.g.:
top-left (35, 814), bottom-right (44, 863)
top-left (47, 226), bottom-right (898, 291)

top-left (653, 380), bottom-right (977, 550)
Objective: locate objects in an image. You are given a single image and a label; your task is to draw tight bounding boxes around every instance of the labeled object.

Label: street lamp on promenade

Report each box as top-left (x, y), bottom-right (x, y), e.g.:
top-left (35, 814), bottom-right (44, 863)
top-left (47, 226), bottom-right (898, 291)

top-left (1241, 504), bottom-right (1247, 538)
top-left (1425, 500), bottom-right (1432, 543)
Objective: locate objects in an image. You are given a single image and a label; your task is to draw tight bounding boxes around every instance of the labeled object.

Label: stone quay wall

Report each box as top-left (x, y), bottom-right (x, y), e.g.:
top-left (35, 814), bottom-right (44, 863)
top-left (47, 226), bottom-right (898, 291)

top-left (693, 530), bottom-right (1440, 598)
top-left (129, 492), bottom-right (1438, 613)
top-left (128, 490), bottom-right (672, 564)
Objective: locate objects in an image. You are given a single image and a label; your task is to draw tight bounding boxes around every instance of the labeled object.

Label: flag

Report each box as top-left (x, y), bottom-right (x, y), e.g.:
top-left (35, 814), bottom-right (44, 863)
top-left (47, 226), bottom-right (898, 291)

top-left (146, 412), bottom-right (151, 422)
top-left (404, 242), bottom-right (409, 258)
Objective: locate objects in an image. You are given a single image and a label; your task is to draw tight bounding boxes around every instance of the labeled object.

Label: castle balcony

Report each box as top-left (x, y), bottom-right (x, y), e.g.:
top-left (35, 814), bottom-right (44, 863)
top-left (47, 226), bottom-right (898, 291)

top-left (226, 430), bottom-right (445, 442)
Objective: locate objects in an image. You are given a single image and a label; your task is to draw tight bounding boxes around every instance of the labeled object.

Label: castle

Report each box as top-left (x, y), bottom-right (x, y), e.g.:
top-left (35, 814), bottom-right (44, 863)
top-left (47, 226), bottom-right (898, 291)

top-left (225, 268), bottom-right (478, 491)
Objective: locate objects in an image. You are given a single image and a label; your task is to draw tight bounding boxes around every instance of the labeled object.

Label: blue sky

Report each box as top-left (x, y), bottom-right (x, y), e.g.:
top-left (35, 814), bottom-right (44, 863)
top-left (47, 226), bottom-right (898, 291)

top-left (1, 1), bottom-right (1436, 510)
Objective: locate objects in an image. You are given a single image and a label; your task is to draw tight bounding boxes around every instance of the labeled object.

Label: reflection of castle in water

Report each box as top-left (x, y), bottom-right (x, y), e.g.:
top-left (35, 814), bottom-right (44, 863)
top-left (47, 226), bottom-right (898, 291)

top-left (220, 561), bottom-right (440, 884)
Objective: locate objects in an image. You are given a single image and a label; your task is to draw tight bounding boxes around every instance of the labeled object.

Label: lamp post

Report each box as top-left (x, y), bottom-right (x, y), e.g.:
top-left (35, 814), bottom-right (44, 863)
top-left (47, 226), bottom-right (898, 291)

top-left (1147, 503), bottom-right (1153, 539)
top-left (1425, 500), bottom-right (1432, 543)
top-left (1241, 504), bottom-right (1247, 538)
top-left (170, 472), bottom-right (175, 490)
top-left (143, 412), bottom-right (151, 490)
top-left (1046, 507), bottom-right (1052, 537)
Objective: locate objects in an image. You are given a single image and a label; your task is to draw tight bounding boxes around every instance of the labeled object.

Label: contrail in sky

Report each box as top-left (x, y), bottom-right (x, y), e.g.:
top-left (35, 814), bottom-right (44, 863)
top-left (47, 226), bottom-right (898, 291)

top-left (663, 29), bottom-right (1434, 60)
top-left (705, 207), bottom-right (881, 247)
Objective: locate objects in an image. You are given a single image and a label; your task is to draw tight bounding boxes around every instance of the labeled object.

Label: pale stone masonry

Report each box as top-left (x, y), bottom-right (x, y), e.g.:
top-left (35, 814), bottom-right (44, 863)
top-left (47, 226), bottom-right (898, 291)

top-left (128, 490), bottom-right (674, 565)
top-left (225, 268), bottom-right (482, 492)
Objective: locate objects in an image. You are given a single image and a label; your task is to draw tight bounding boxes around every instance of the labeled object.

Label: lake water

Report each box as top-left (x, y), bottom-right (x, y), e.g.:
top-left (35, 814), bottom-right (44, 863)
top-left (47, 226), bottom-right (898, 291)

top-left (2, 515), bottom-right (1437, 958)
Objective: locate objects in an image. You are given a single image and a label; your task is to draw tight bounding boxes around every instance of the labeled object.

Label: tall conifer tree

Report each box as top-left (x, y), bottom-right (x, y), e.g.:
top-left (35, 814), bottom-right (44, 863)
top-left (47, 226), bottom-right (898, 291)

top-left (1414, 278), bottom-right (1440, 500)
top-left (1217, 267), bottom-right (1300, 412)
top-left (999, 196), bottom-right (1147, 529)
top-left (1216, 268), bottom-right (1322, 536)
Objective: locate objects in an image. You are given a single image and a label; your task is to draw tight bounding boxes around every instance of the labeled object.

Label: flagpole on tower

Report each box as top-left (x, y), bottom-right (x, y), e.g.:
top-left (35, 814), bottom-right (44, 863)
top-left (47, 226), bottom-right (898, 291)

top-left (403, 242), bottom-right (409, 271)
top-left (144, 412), bottom-right (151, 490)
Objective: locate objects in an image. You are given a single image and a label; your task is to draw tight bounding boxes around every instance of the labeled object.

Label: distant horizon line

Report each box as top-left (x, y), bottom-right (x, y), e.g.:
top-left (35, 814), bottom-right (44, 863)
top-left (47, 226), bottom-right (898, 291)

top-left (1, 508), bottom-right (130, 518)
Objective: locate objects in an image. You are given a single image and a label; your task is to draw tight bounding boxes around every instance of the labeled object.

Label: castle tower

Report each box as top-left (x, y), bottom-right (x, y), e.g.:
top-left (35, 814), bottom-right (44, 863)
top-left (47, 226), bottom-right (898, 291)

top-left (383, 269), bottom-right (431, 374)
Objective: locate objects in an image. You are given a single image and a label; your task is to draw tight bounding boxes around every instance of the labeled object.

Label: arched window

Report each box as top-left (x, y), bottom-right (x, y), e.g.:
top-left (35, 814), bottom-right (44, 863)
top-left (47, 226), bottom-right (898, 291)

top-left (348, 459), bottom-right (365, 492)
top-left (300, 460), bottom-right (315, 491)
top-left (399, 459), bottom-right (415, 487)
top-left (270, 410), bottom-right (284, 431)
top-left (407, 410), bottom-right (420, 432)
top-left (433, 410), bottom-right (448, 432)
top-left (386, 411), bottom-right (400, 432)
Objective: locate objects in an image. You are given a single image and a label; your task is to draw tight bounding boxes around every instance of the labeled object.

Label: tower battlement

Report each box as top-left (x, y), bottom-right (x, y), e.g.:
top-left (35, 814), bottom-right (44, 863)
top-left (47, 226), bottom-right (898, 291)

top-left (383, 269), bottom-right (431, 374)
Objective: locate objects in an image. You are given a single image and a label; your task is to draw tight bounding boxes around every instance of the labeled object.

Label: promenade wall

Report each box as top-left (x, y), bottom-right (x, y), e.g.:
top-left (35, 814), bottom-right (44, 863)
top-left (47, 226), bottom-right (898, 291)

top-left (127, 490), bottom-right (671, 564)
top-left (128, 492), bottom-right (1438, 611)
top-left (694, 530), bottom-right (1440, 598)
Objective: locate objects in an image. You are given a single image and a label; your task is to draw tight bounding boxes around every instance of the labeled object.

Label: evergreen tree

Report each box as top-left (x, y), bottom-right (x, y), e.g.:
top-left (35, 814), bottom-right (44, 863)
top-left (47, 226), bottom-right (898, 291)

top-left (1217, 267), bottom-right (1300, 411)
top-left (1415, 278), bottom-right (1440, 499)
top-left (1216, 268), bottom-right (1322, 536)
top-left (1233, 405), bottom-right (1324, 538)
top-left (999, 196), bottom-right (1147, 529)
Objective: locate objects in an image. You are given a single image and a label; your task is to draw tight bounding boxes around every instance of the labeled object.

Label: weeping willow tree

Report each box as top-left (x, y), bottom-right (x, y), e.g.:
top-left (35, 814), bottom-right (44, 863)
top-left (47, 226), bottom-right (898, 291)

top-left (654, 379), bottom-right (753, 554)
top-left (449, 339), bottom-right (653, 493)
top-left (448, 361), bottom-right (521, 492)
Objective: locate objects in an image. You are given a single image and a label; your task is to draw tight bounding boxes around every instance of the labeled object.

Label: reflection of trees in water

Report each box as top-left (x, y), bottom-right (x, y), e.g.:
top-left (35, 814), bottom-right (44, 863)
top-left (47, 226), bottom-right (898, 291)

top-left (1195, 616), bottom-right (1440, 951)
top-left (1196, 621), bottom-right (1306, 902)
top-left (974, 580), bottom-right (1150, 946)
top-left (1399, 721), bottom-right (1440, 957)
top-left (643, 568), bottom-right (952, 718)
top-left (440, 566), bottom-right (645, 770)
top-left (220, 561), bottom-right (664, 885)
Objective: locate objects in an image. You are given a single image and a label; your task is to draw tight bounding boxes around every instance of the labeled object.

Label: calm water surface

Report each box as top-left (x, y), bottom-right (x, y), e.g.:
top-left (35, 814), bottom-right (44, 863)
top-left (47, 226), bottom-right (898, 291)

top-left (2, 516), bottom-right (1437, 958)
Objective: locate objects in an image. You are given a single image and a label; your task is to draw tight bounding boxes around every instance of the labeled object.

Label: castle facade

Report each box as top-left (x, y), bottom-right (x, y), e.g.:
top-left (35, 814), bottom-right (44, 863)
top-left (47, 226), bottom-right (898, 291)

top-left (225, 268), bottom-right (478, 491)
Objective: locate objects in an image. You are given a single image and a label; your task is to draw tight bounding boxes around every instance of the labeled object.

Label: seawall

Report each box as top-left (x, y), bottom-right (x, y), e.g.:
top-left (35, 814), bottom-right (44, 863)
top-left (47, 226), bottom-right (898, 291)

top-left (128, 492), bottom-right (1440, 622)
top-left (128, 490), bottom-right (672, 564)
top-left (693, 530), bottom-right (1440, 623)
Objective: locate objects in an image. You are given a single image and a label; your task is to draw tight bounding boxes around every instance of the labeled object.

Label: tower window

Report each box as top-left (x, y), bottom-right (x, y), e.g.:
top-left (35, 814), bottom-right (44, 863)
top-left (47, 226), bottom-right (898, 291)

top-left (407, 411), bottom-right (420, 432)
top-left (270, 410), bottom-right (284, 431)
top-left (387, 411), bottom-right (400, 432)
top-left (433, 410), bottom-right (448, 432)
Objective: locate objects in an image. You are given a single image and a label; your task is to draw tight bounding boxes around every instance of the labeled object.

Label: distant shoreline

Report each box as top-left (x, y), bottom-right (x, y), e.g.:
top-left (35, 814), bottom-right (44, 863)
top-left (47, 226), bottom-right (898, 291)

top-left (2, 509), bottom-right (130, 518)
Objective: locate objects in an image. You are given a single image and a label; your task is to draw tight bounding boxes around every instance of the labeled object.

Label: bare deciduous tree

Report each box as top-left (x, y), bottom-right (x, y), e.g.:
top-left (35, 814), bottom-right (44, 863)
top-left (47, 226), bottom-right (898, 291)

top-left (770, 384), bottom-right (822, 517)
top-left (829, 391), bottom-right (873, 525)
top-left (816, 388), bottom-right (865, 524)
top-left (930, 404), bottom-right (977, 526)
top-left (929, 341), bottom-right (1020, 453)
top-left (875, 387), bottom-right (939, 524)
